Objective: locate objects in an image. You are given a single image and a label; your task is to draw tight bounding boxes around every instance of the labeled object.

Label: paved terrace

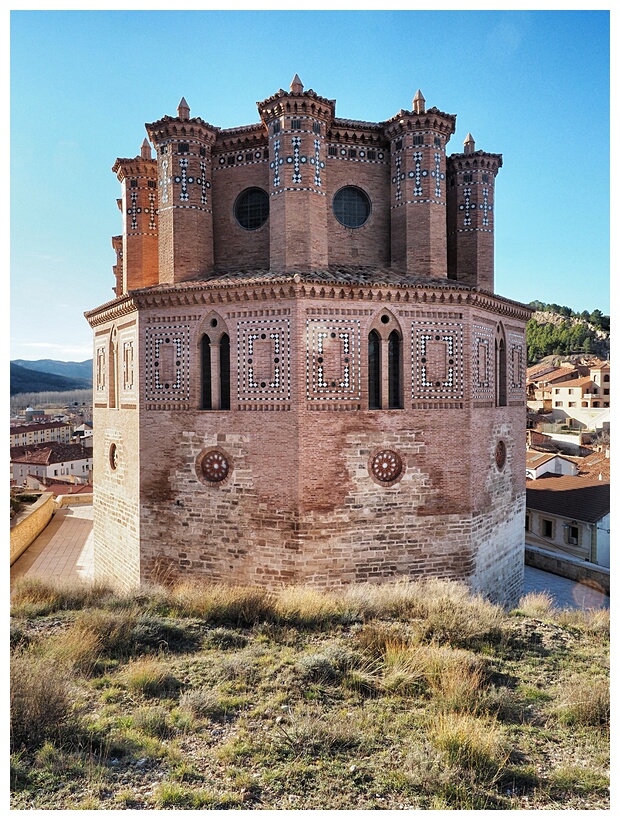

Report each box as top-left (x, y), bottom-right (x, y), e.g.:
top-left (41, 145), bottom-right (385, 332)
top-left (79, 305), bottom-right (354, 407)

top-left (10, 504), bottom-right (609, 610)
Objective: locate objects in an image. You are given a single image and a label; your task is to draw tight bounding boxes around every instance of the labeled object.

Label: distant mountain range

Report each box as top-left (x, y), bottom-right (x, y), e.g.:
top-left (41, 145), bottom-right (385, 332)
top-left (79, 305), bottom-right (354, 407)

top-left (10, 359), bottom-right (93, 396)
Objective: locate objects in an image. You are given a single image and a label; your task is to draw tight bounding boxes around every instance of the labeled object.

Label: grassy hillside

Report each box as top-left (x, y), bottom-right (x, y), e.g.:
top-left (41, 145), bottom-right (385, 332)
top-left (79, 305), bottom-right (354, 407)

top-left (10, 577), bottom-right (609, 810)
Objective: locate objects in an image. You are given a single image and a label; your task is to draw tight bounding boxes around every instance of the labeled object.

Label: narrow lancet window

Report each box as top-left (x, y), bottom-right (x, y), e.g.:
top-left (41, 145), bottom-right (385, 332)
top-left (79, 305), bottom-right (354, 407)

top-left (201, 335), bottom-right (212, 410)
top-left (220, 334), bottom-right (231, 410)
top-left (388, 330), bottom-right (402, 409)
top-left (368, 330), bottom-right (381, 409)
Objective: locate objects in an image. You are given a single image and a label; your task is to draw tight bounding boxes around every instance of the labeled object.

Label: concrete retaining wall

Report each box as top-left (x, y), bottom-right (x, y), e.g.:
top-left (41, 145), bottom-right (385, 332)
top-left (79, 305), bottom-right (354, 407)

top-left (10, 492), bottom-right (55, 565)
top-left (525, 545), bottom-right (610, 595)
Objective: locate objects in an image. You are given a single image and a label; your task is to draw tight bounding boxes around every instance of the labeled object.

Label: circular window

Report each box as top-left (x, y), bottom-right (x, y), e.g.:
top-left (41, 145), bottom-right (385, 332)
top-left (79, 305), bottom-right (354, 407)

top-left (333, 186), bottom-right (371, 228)
top-left (198, 449), bottom-right (231, 483)
top-left (109, 443), bottom-right (118, 471)
top-left (495, 441), bottom-right (507, 470)
top-left (370, 449), bottom-right (403, 484)
top-left (234, 187), bottom-right (269, 230)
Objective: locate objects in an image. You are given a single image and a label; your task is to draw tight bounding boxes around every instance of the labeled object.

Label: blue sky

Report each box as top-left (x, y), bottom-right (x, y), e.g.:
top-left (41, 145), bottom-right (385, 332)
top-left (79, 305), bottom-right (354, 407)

top-left (9, 8), bottom-right (610, 362)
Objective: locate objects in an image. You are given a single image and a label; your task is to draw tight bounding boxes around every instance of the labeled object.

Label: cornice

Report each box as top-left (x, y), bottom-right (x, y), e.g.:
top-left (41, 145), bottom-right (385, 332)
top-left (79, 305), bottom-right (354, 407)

top-left (383, 107), bottom-right (457, 140)
top-left (257, 89), bottom-right (336, 124)
top-left (85, 273), bottom-right (531, 323)
top-left (447, 150), bottom-right (503, 172)
top-left (145, 116), bottom-right (219, 145)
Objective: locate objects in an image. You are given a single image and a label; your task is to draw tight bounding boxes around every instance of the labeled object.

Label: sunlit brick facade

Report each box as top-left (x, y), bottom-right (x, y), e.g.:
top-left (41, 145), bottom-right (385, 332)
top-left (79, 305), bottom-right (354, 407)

top-left (86, 77), bottom-right (531, 605)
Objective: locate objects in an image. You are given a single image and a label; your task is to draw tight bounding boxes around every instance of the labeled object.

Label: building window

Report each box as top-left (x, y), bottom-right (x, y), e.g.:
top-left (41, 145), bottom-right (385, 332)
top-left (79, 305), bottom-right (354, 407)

top-left (147, 180), bottom-right (156, 188)
top-left (368, 331), bottom-right (381, 410)
top-left (333, 186), bottom-right (371, 228)
top-left (388, 330), bottom-right (402, 409)
top-left (272, 121), bottom-right (280, 134)
top-left (542, 519), bottom-right (553, 538)
top-left (496, 334), bottom-right (507, 407)
top-left (555, 401), bottom-right (563, 407)
top-left (395, 139), bottom-right (402, 150)
top-left (201, 335), bottom-right (212, 410)
top-left (227, 156), bottom-right (235, 165)
top-left (290, 119), bottom-right (302, 129)
top-left (525, 513), bottom-right (531, 532)
top-left (567, 524), bottom-right (579, 546)
top-left (234, 187), bottom-right (269, 230)
top-left (200, 147), bottom-right (206, 157)
top-left (568, 388), bottom-right (573, 395)
top-left (328, 145), bottom-right (337, 156)
top-left (482, 173), bottom-right (489, 182)
top-left (367, 149), bottom-right (376, 160)
top-left (413, 135), bottom-right (423, 145)
top-left (178, 143), bottom-right (189, 153)
top-left (313, 122), bottom-right (321, 134)
top-left (220, 334), bottom-right (231, 411)
top-left (603, 374), bottom-right (609, 382)
top-left (434, 137), bottom-right (441, 147)
top-left (568, 402), bottom-right (576, 407)
top-left (201, 328), bottom-right (230, 411)
top-left (348, 148), bottom-right (357, 158)
top-left (604, 389), bottom-right (609, 395)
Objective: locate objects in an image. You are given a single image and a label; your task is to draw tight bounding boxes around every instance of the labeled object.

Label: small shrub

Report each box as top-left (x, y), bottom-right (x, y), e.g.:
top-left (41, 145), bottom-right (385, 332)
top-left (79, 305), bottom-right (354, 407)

top-left (10, 650), bottom-right (73, 751)
top-left (46, 623), bottom-right (103, 676)
top-left (179, 687), bottom-right (228, 720)
top-left (297, 645), bottom-right (359, 685)
top-left (422, 644), bottom-right (486, 712)
top-left (204, 626), bottom-right (248, 650)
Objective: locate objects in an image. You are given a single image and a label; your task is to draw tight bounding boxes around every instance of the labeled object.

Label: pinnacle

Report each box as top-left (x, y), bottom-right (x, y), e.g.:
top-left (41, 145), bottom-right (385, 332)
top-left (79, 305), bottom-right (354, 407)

top-left (412, 89), bottom-right (425, 114)
top-left (177, 97), bottom-right (190, 120)
top-left (290, 74), bottom-right (304, 93)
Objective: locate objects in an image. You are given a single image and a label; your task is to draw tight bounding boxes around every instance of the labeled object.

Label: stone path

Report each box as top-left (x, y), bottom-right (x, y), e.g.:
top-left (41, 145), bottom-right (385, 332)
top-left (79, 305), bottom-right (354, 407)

top-left (10, 508), bottom-right (609, 611)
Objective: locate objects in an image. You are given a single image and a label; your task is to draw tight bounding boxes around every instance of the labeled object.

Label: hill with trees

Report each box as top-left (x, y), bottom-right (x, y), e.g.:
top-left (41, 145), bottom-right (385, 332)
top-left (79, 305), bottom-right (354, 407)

top-left (9, 363), bottom-right (92, 396)
top-left (526, 302), bottom-right (610, 365)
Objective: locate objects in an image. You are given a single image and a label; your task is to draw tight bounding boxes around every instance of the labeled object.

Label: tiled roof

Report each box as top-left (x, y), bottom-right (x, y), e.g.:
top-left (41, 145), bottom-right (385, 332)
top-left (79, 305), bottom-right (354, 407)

top-left (10, 421), bottom-right (71, 434)
top-left (10, 443), bottom-right (91, 465)
top-left (537, 367), bottom-right (579, 384)
top-left (526, 475), bottom-right (610, 523)
top-left (575, 451), bottom-right (611, 481)
top-left (550, 376), bottom-right (594, 388)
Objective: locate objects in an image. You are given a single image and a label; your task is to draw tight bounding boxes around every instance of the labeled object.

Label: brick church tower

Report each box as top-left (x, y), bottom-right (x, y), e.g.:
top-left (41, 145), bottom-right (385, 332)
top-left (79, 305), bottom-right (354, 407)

top-left (86, 77), bottom-right (531, 606)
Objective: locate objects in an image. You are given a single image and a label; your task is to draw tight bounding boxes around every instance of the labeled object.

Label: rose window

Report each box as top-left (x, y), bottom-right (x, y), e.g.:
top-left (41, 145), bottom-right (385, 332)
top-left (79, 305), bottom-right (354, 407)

top-left (370, 450), bottom-right (403, 483)
top-left (201, 450), bottom-right (230, 483)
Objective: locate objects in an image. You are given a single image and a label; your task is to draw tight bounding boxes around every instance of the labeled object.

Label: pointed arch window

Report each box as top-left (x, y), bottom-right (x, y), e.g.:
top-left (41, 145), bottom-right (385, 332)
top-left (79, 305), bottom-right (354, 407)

top-left (220, 334), bottom-right (230, 410)
top-left (495, 328), bottom-right (507, 407)
top-left (368, 312), bottom-right (404, 410)
top-left (201, 335), bottom-right (212, 410)
top-left (368, 330), bottom-right (381, 410)
top-left (388, 330), bottom-right (402, 409)
top-left (200, 318), bottom-right (231, 411)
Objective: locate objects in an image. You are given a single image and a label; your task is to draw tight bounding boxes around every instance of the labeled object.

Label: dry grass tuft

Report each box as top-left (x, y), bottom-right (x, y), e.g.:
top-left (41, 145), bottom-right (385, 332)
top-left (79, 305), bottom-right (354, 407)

top-left (168, 581), bottom-right (273, 625)
top-left (11, 650), bottom-right (73, 751)
top-left (429, 711), bottom-right (511, 778)
top-left (515, 591), bottom-right (557, 619)
top-left (273, 586), bottom-right (342, 626)
top-left (10, 577), bottom-right (113, 616)
top-left (555, 675), bottom-right (610, 728)
top-left (120, 656), bottom-right (180, 697)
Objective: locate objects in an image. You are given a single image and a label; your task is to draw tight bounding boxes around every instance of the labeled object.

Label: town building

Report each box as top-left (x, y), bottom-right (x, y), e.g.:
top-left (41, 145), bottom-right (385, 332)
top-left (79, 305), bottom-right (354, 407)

top-left (526, 474), bottom-right (610, 568)
top-left (10, 420), bottom-right (72, 448)
top-left (10, 442), bottom-right (93, 486)
top-left (85, 77), bottom-right (530, 605)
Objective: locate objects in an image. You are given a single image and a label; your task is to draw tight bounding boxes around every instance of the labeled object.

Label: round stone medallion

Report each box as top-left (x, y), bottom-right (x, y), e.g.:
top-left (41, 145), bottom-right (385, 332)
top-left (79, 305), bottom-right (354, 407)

top-left (495, 440), bottom-right (507, 470)
top-left (370, 449), bottom-right (403, 483)
top-left (200, 449), bottom-right (230, 483)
